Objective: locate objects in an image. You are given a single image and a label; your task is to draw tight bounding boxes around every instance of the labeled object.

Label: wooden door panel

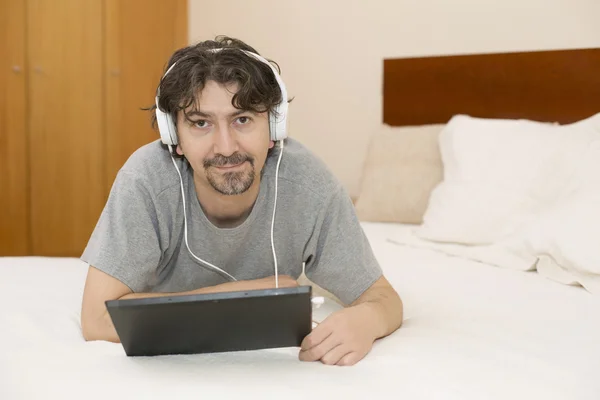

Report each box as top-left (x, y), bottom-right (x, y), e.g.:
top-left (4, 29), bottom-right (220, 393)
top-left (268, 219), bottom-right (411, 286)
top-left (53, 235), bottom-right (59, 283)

top-left (0, 0), bottom-right (29, 255)
top-left (28, 0), bottom-right (105, 256)
top-left (104, 0), bottom-right (188, 191)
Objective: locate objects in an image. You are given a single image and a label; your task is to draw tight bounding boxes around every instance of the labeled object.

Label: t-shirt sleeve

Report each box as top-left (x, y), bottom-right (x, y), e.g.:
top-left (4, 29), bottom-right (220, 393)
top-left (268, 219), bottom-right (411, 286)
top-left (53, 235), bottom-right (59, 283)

top-left (81, 170), bottom-right (163, 293)
top-left (304, 185), bottom-right (383, 305)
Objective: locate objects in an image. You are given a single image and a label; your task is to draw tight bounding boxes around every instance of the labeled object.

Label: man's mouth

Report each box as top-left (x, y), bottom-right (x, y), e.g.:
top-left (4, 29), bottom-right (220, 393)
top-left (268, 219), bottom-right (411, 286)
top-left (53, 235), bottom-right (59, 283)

top-left (204, 153), bottom-right (254, 172)
top-left (213, 161), bottom-right (246, 170)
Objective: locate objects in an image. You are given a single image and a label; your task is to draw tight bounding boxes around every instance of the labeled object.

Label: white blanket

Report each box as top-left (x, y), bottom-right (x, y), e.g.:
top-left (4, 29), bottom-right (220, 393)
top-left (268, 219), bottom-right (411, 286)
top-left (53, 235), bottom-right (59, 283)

top-left (412, 113), bottom-right (600, 294)
top-left (1, 222), bottom-right (600, 400)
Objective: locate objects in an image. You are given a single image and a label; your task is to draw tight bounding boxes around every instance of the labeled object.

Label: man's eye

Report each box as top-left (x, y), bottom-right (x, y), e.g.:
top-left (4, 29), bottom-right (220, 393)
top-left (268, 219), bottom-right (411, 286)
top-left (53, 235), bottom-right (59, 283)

top-left (194, 120), bottom-right (209, 128)
top-left (236, 116), bottom-right (251, 124)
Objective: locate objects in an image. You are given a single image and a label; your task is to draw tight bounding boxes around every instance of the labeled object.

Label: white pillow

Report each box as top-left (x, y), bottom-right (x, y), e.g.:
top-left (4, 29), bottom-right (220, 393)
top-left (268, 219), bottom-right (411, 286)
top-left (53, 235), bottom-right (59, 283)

top-left (416, 114), bottom-right (600, 245)
top-left (521, 140), bottom-right (600, 293)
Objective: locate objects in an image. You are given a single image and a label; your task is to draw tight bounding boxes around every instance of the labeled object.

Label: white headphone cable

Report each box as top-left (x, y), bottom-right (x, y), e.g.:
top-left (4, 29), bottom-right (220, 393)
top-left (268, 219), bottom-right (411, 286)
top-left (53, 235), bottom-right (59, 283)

top-left (168, 141), bottom-right (284, 288)
top-left (271, 139), bottom-right (285, 289)
top-left (168, 145), bottom-right (237, 282)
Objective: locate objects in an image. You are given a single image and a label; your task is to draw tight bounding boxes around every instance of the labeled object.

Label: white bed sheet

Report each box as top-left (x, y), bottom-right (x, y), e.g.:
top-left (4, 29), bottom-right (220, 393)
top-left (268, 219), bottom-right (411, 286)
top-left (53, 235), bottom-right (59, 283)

top-left (1, 222), bottom-right (599, 400)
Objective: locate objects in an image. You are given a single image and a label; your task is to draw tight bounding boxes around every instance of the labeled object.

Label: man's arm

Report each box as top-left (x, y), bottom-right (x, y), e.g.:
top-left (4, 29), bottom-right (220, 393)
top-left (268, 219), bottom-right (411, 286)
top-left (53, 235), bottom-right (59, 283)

top-left (80, 266), bottom-right (298, 343)
top-left (350, 275), bottom-right (403, 339)
top-left (299, 276), bottom-right (403, 366)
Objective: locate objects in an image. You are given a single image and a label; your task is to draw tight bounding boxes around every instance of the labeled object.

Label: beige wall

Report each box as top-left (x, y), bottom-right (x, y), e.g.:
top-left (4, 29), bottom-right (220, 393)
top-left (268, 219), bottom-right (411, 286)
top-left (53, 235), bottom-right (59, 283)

top-left (188, 0), bottom-right (600, 197)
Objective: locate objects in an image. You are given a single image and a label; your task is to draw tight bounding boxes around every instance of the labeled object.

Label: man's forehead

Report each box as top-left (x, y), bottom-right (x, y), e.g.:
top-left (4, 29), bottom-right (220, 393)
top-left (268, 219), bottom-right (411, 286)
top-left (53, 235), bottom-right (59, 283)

top-left (184, 107), bottom-right (254, 118)
top-left (196, 80), bottom-right (240, 97)
top-left (182, 81), bottom-right (238, 112)
top-left (180, 80), bottom-right (266, 118)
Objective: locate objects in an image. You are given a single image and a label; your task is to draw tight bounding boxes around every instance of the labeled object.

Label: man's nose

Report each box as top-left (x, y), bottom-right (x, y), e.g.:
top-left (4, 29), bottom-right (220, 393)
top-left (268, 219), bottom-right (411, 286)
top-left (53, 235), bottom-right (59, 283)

top-left (212, 123), bottom-right (238, 156)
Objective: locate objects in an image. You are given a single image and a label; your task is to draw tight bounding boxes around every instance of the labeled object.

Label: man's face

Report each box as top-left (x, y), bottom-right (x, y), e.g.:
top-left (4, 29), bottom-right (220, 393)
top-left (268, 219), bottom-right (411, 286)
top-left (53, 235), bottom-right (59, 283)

top-left (176, 80), bottom-right (274, 195)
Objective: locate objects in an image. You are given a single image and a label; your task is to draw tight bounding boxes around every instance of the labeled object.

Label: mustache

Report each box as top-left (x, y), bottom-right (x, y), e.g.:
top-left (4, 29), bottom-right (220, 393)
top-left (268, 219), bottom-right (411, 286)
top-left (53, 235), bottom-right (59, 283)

top-left (203, 152), bottom-right (254, 168)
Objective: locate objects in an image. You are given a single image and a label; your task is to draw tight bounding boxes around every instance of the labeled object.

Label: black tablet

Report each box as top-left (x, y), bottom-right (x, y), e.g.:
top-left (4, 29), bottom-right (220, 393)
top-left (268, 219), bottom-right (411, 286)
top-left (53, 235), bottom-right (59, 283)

top-left (105, 285), bottom-right (313, 357)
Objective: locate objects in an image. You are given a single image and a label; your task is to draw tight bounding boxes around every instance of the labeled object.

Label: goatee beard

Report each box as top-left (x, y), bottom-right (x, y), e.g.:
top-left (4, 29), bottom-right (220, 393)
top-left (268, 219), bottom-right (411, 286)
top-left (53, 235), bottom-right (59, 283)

top-left (203, 152), bottom-right (255, 196)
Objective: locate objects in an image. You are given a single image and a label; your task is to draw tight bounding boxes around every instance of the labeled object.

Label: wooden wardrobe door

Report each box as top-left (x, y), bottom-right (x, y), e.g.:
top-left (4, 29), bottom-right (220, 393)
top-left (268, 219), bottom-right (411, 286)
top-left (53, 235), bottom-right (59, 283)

top-left (28, 0), bottom-right (105, 256)
top-left (104, 0), bottom-right (188, 191)
top-left (0, 0), bottom-right (29, 256)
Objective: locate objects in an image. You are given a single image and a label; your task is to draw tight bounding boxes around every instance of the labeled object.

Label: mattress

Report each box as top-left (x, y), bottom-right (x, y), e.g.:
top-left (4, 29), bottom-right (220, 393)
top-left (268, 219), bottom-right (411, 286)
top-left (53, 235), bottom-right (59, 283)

top-left (1, 222), bottom-right (599, 400)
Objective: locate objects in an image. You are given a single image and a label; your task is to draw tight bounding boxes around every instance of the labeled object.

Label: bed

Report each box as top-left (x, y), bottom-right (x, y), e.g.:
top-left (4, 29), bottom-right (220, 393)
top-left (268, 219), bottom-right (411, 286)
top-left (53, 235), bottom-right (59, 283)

top-left (2, 224), bottom-right (600, 399)
top-left (3, 48), bottom-right (600, 399)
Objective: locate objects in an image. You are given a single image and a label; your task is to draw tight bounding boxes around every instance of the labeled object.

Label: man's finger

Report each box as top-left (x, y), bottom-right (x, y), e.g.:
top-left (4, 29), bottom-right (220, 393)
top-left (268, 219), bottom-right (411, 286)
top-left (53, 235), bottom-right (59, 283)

top-left (336, 351), bottom-right (361, 366)
top-left (300, 321), bottom-right (333, 351)
top-left (320, 344), bottom-right (352, 366)
top-left (299, 331), bottom-right (341, 362)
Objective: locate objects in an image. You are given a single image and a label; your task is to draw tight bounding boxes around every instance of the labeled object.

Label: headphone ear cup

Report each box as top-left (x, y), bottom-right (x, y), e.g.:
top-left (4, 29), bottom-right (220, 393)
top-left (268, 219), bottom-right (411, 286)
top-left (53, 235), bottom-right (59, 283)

top-left (269, 112), bottom-right (278, 141)
top-left (156, 104), bottom-right (178, 146)
top-left (270, 102), bottom-right (288, 141)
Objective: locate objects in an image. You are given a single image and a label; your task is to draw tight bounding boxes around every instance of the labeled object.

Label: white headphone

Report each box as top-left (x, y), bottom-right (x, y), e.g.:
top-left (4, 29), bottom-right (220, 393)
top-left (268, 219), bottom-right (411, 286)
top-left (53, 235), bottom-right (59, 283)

top-left (155, 48), bottom-right (289, 145)
top-left (154, 47), bottom-right (288, 288)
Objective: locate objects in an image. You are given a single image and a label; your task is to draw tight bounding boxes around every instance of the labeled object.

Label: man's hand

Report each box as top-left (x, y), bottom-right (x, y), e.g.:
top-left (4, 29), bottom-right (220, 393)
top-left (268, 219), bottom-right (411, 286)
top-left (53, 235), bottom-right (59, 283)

top-left (299, 303), bottom-right (380, 366)
top-left (298, 276), bottom-right (403, 366)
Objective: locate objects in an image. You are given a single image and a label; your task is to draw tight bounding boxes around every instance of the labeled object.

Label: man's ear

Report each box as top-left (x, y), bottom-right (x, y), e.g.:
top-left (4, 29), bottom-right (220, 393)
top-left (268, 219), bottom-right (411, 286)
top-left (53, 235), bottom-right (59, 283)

top-left (269, 140), bottom-right (275, 149)
top-left (176, 144), bottom-right (184, 155)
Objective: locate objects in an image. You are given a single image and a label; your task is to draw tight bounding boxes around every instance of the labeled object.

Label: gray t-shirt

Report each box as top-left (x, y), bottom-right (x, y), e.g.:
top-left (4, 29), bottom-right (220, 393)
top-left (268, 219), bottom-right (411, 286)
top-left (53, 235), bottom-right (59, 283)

top-left (81, 138), bottom-right (382, 305)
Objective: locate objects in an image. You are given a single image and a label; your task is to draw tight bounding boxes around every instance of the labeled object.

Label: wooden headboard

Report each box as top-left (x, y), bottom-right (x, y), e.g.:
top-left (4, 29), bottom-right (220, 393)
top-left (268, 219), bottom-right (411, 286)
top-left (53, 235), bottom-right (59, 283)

top-left (383, 48), bottom-right (600, 126)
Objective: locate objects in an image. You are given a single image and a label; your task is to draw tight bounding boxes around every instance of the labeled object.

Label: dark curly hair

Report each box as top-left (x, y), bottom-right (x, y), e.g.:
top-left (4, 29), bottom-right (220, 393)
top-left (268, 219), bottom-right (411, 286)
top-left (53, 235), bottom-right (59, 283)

top-left (148, 36), bottom-right (287, 129)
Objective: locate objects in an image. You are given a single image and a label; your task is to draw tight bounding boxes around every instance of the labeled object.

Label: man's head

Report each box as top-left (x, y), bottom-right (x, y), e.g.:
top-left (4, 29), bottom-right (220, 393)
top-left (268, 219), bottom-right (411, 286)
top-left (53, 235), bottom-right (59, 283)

top-left (152, 36), bottom-right (286, 196)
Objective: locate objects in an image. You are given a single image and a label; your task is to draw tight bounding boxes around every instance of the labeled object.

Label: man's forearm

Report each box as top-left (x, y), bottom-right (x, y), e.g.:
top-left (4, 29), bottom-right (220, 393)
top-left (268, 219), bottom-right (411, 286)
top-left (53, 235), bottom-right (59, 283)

top-left (86, 280), bottom-right (259, 343)
top-left (351, 279), bottom-right (403, 339)
top-left (118, 281), bottom-right (241, 301)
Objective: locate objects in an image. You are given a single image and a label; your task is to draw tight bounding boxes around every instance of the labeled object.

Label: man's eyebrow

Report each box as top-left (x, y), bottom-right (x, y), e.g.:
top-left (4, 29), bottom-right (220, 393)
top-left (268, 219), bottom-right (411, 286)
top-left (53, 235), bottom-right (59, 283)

top-left (230, 109), bottom-right (256, 117)
top-left (185, 110), bottom-right (214, 119)
top-left (185, 109), bottom-right (256, 119)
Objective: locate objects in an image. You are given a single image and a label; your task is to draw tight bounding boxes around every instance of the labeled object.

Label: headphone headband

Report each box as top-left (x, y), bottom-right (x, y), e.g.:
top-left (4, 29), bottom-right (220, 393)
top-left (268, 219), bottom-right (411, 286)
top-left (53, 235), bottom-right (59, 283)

top-left (155, 48), bottom-right (289, 146)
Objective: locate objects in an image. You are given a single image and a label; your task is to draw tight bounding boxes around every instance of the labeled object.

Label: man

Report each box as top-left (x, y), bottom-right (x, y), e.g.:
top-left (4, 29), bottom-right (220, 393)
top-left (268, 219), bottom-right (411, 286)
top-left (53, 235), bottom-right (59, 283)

top-left (80, 36), bottom-right (403, 366)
